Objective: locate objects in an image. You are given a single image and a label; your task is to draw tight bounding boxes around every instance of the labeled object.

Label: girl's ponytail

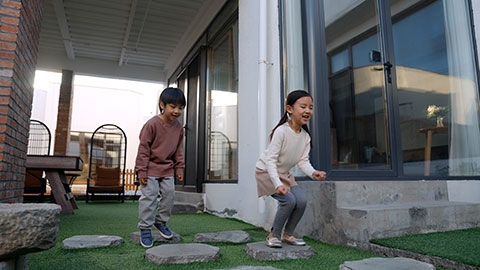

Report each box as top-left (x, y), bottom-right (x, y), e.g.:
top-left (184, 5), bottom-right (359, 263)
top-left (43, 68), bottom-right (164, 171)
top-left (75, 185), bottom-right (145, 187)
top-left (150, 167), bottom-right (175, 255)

top-left (269, 111), bottom-right (289, 141)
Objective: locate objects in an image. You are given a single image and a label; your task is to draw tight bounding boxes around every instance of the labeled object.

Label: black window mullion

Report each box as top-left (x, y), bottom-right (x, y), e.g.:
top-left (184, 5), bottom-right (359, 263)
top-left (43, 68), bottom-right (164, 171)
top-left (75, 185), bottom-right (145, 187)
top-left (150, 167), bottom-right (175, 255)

top-left (377, 0), bottom-right (404, 176)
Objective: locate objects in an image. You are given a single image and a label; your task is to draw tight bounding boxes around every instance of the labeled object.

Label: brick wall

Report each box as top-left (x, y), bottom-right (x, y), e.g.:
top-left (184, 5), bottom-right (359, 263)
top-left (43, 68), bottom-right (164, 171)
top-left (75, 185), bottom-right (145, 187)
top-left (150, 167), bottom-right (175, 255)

top-left (0, 0), bottom-right (45, 203)
top-left (53, 69), bottom-right (73, 156)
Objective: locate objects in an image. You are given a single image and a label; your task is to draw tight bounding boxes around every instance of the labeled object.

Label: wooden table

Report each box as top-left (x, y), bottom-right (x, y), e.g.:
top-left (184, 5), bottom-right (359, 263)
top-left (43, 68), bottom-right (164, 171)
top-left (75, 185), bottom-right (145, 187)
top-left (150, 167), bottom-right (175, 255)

top-left (419, 126), bottom-right (448, 176)
top-left (26, 155), bottom-right (83, 214)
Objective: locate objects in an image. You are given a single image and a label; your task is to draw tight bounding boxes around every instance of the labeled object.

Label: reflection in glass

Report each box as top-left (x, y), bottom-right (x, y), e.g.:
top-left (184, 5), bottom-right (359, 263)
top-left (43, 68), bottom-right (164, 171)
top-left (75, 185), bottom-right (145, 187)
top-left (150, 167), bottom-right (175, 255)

top-left (392, 0), bottom-right (480, 176)
top-left (206, 21), bottom-right (238, 180)
top-left (325, 0), bottom-right (391, 170)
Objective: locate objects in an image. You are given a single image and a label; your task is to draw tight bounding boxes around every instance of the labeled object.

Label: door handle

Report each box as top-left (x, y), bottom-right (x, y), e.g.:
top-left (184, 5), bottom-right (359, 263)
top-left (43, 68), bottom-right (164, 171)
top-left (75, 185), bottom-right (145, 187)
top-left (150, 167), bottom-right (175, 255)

top-left (384, 61), bottom-right (392, 83)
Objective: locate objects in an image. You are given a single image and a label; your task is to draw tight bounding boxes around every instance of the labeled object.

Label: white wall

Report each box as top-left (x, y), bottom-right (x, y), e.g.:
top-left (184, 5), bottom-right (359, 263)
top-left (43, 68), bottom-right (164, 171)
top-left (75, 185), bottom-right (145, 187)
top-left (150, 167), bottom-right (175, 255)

top-left (204, 0), bottom-right (282, 230)
top-left (447, 180), bottom-right (480, 203)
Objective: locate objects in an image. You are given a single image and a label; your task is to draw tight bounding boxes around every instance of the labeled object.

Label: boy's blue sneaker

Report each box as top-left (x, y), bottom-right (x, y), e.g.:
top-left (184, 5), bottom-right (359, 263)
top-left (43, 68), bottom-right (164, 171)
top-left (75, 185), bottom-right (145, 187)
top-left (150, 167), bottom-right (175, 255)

top-left (154, 223), bottom-right (173, 239)
top-left (140, 229), bottom-right (153, 248)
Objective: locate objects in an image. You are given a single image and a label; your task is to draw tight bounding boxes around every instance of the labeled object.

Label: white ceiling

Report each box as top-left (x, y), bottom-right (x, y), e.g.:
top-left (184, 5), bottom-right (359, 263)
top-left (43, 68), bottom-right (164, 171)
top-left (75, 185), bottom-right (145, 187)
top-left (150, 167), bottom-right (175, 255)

top-left (37, 0), bottom-right (220, 82)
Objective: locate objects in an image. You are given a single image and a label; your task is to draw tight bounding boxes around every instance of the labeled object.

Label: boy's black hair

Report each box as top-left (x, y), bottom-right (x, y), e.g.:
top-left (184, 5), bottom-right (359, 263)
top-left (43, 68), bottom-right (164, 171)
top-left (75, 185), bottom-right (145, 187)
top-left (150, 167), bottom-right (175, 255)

top-left (159, 88), bottom-right (186, 111)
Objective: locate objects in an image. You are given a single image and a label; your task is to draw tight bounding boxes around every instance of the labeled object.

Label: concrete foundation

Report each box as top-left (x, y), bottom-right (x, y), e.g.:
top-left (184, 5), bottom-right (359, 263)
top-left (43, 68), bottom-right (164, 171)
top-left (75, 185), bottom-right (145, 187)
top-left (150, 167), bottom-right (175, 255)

top-left (295, 181), bottom-right (480, 249)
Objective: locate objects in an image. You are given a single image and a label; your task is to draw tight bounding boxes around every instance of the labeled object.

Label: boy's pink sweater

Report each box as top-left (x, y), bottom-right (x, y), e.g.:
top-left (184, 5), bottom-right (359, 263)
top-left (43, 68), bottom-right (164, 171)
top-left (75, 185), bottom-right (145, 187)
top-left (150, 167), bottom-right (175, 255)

top-left (135, 116), bottom-right (185, 179)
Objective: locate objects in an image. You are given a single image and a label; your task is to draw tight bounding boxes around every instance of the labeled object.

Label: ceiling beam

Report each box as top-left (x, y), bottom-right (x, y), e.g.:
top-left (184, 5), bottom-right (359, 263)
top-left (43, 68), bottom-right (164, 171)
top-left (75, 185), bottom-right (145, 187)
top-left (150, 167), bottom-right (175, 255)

top-left (53, 0), bottom-right (75, 60)
top-left (119, 0), bottom-right (138, 66)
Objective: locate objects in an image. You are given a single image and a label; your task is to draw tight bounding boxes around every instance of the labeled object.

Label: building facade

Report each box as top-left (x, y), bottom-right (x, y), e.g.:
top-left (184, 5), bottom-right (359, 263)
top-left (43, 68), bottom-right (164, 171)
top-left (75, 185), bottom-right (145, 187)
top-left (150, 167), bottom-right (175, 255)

top-left (1, 0), bottom-right (480, 247)
top-left (165, 0), bottom-right (480, 247)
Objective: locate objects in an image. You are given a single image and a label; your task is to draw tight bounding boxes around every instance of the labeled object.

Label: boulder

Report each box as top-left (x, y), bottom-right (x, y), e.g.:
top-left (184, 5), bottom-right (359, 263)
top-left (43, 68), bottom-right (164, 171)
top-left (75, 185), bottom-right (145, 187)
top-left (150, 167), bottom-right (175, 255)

top-left (0, 203), bottom-right (61, 260)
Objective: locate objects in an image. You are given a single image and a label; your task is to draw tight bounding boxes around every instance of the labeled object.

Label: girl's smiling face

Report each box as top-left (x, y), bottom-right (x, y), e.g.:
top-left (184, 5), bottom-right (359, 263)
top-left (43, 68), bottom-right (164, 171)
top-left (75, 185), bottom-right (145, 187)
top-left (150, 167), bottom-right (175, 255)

top-left (286, 96), bottom-right (313, 127)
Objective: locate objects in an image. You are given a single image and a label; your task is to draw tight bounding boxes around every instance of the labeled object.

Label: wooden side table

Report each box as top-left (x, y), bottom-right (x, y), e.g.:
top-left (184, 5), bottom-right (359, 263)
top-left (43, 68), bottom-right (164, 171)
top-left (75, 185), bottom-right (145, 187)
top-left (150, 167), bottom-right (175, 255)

top-left (419, 126), bottom-right (448, 176)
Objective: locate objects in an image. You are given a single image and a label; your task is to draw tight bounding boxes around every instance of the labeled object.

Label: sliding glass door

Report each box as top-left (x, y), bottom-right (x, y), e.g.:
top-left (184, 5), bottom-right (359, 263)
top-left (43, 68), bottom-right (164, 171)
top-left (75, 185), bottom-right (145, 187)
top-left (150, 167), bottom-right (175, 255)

top-left (310, 0), bottom-right (480, 178)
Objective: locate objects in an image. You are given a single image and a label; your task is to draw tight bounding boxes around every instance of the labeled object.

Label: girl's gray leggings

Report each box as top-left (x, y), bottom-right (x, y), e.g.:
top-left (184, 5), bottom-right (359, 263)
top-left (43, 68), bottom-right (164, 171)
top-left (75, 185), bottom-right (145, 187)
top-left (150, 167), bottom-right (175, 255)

top-left (271, 186), bottom-right (307, 238)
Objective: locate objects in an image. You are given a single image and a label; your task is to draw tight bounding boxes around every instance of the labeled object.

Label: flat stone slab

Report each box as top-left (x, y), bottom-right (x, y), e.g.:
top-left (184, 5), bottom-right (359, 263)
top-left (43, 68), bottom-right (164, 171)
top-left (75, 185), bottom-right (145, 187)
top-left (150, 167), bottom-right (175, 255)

top-left (130, 231), bottom-right (182, 244)
top-left (0, 203), bottom-right (61, 260)
top-left (145, 243), bottom-right (220, 264)
top-left (194, 230), bottom-right (251, 243)
top-left (219, 267), bottom-right (280, 270)
top-left (339, 257), bottom-right (435, 270)
top-left (62, 235), bottom-right (124, 249)
top-left (245, 241), bottom-right (315, 261)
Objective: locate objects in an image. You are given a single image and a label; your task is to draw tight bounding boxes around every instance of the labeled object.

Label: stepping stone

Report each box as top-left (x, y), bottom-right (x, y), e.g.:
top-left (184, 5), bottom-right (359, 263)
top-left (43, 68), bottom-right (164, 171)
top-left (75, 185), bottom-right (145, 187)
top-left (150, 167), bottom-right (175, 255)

top-left (219, 267), bottom-right (280, 270)
top-left (130, 230), bottom-right (182, 244)
top-left (245, 241), bottom-right (314, 261)
top-left (145, 243), bottom-right (220, 264)
top-left (339, 257), bottom-right (435, 270)
top-left (62, 235), bottom-right (124, 249)
top-left (193, 230), bottom-right (251, 243)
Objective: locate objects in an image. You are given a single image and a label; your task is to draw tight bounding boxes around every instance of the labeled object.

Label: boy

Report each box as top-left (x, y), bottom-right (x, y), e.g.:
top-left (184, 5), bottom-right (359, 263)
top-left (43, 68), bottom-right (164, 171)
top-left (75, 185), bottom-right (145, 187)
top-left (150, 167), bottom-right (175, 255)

top-left (135, 87), bottom-right (186, 248)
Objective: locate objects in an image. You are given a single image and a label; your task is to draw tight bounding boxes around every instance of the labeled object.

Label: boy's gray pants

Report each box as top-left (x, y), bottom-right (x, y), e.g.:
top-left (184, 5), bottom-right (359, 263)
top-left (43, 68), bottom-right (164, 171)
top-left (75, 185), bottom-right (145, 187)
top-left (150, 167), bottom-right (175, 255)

top-left (138, 176), bottom-right (175, 230)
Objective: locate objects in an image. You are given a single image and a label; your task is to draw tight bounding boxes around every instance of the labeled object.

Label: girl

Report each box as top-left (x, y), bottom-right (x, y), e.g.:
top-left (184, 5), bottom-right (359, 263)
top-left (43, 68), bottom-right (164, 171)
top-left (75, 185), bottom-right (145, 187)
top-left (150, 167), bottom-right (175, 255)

top-left (255, 90), bottom-right (326, 248)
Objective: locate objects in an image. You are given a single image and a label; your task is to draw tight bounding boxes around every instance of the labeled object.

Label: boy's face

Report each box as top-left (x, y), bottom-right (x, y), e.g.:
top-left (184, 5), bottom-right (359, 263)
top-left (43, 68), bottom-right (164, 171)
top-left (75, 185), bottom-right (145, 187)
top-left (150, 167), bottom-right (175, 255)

top-left (160, 102), bottom-right (185, 122)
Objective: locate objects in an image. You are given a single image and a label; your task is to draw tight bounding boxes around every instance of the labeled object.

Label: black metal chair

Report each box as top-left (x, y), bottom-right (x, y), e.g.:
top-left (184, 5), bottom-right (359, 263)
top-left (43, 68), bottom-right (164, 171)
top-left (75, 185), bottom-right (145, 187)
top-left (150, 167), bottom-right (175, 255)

top-left (86, 124), bottom-right (127, 203)
top-left (209, 131), bottom-right (233, 179)
top-left (24, 120), bottom-right (51, 201)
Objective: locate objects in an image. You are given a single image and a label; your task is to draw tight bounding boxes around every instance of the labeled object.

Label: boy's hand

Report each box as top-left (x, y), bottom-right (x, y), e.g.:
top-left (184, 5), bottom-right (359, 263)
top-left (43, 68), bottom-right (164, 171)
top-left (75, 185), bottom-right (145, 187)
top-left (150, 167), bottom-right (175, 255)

top-left (139, 178), bottom-right (148, 185)
top-left (312, 170), bottom-right (327, 181)
top-left (276, 185), bottom-right (289, 195)
top-left (177, 174), bottom-right (184, 182)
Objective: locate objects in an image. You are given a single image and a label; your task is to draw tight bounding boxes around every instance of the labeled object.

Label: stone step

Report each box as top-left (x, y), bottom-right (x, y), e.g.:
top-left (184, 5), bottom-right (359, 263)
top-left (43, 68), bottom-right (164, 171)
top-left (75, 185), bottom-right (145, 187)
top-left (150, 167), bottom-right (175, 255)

top-left (173, 202), bottom-right (203, 214)
top-left (175, 191), bottom-right (204, 207)
top-left (339, 200), bottom-right (480, 241)
top-left (193, 230), bottom-right (251, 243)
top-left (145, 243), bottom-right (220, 264)
top-left (245, 241), bottom-right (315, 261)
top-left (130, 230), bottom-right (182, 244)
top-left (339, 257), bottom-right (435, 270)
top-left (62, 235), bottom-right (124, 249)
top-left (335, 181), bottom-right (449, 208)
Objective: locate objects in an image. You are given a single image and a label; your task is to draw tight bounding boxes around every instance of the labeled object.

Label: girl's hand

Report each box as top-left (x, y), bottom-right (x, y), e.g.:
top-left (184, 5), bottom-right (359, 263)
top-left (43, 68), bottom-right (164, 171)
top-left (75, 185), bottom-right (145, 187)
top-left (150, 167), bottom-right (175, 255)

top-left (139, 178), bottom-right (148, 185)
top-left (312, 170), bottom-right (327, 181)
top-left (276, 185), bottom-right (289, 195)
top-left (177, 174), bottom-right (184, 182)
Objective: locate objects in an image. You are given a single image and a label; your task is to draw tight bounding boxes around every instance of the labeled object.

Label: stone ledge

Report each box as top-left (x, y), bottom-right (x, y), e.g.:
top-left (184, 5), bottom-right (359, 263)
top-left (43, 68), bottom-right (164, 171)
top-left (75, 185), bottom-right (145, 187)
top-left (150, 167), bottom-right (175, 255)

top-left (370, 243), bottom-right (480, 270)
top-left (339, 257), bottom-right (435, 270)
top-left (145, 243), bottom-right (220, 264)
top-left (245, 241), bottom-right (315, 261)
top-left (62, 235), bottom-right (124, 249)
top-left (193, 230), bottom-right (251, 243)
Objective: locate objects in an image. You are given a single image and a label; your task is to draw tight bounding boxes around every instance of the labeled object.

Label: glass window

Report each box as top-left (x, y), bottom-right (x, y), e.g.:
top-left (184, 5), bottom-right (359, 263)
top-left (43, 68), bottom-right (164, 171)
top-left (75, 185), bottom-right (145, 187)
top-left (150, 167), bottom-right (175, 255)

top-left (331, 49), bottom-right (350, 73)
top-left (392, 0), bottom-right (480, 176)
top-left (67, 131), bottom-right (92, 184)
top-left (326, 0), bottom-right (391, 170)
top-left (206, 21), bottom-right (238, 180)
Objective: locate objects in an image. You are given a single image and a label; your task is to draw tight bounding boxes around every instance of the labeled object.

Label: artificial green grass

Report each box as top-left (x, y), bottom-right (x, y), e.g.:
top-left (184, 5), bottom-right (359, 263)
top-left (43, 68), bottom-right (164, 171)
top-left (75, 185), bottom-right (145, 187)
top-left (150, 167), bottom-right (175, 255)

top-left (29, 201), bottom-right (377, 270)
top-left (371, 227), bottom-right (480, 267)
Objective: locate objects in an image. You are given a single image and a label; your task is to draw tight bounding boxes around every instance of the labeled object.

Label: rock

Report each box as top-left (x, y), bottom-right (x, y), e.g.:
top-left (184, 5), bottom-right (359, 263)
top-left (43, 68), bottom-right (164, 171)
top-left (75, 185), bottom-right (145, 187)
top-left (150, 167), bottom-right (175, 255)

top-left (62, 235), bottom-right (124, 249)
top-left (193, 230), bottom-right (251, 243)
top-left (339, 257), bottom-right (435, 270)
top-left (245, 241), bottom-right (315, 261)
top-left (0, 203), bottom-right (61, 260)
top-left (130, 230), bottom-right (182, 244)
top-left (145, 243), bottom-right (220, 264)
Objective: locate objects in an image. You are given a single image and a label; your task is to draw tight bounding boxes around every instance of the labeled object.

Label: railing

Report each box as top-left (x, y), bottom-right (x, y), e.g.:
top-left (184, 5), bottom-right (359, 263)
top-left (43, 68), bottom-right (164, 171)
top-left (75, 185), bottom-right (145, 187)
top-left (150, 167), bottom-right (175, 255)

top-left (124, 169), bottom-right (137, 191)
